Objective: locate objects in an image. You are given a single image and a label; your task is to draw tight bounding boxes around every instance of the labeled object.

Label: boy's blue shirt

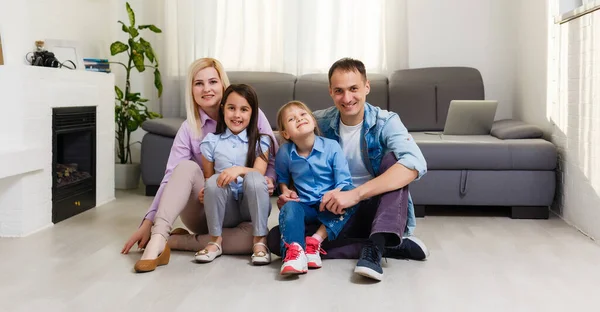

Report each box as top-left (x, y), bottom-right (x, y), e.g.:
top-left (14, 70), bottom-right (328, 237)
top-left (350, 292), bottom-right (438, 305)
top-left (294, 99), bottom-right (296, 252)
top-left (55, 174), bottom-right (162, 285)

top-left (275, 136), bottom-right (353, 206)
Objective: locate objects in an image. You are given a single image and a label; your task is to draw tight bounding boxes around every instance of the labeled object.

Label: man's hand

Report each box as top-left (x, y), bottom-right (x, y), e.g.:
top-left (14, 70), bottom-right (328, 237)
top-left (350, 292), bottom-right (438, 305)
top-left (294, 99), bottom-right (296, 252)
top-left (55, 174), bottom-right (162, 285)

top-left (277, 189), bottom-right (300, 209)
top-left (266, 177), bottom-right (275, 196)
top-left (198, 187), bottom-right (205, 203)
top-left (217, 166), bottom-right (243, 187)
top-left (319, 188), bottom-right (361, 215)
top-left (121, 219), bottom-right (152, 254)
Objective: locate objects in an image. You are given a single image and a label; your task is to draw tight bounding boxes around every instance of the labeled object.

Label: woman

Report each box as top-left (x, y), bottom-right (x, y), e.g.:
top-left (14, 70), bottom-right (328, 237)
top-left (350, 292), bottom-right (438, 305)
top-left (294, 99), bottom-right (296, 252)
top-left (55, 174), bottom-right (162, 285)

top-left (121, 58), bottom-right (278, 273)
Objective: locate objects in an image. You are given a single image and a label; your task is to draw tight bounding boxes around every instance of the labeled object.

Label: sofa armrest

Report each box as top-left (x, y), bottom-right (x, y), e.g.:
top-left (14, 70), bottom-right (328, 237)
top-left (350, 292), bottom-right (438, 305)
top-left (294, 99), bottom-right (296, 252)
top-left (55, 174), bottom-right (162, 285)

top-left (491, 119), bottom-right (543, 139)
top-left (141, 118), bottom-right (185, 138)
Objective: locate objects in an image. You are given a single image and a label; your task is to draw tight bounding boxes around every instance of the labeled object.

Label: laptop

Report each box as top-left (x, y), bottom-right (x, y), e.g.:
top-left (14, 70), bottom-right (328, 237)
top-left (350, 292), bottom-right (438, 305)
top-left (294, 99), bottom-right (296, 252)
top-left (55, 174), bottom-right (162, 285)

top-left (441, 100), bottom-right (498, 135)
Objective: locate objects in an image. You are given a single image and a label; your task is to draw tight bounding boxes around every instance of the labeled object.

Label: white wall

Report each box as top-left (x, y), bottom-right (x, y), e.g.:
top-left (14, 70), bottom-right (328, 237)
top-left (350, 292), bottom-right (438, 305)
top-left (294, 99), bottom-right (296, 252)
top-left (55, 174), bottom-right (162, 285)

top-left (513, 0), bottom-right (553, 134)
top-left (547, 5), bottom-right (600, 241)
top-left (406, 0), bottom-right (517, 120)
top-left (0, 0), bottom-right (118, 65)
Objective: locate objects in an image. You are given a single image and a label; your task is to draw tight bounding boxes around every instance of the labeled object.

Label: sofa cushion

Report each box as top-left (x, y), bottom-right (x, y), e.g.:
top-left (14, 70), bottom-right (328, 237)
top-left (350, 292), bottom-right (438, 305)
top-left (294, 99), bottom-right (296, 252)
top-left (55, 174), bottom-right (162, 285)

top-left (294, 73), bottom-right (389, 117)
top-left (141, 117), bottom-right (185, 138)
top-left (491, 119), bottom-right (544, 139)
top-left (228, 71), bottom-right (296, 129)
top-left (411, 132), bottom-right (556, 170)
top-left (389, 67), bottom-right (485, 131)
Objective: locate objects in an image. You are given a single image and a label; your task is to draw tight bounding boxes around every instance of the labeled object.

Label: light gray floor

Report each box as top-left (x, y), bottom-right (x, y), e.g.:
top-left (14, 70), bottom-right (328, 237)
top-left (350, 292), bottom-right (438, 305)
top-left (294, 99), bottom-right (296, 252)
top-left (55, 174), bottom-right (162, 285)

top-left (1, 189), bottom-right (600, 312)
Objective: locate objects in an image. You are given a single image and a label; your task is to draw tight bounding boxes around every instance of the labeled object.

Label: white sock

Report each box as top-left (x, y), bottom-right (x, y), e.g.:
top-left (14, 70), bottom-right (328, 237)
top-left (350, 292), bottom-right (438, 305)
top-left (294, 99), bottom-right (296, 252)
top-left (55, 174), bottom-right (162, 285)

top-left (311, 233), bottom-right (324, 243)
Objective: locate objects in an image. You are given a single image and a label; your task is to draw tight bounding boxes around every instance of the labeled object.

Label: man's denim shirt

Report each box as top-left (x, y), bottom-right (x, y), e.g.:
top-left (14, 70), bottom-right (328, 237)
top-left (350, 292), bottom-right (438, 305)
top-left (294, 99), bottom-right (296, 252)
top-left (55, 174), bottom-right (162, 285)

top-left (313, 102), bottom-right (427, 236)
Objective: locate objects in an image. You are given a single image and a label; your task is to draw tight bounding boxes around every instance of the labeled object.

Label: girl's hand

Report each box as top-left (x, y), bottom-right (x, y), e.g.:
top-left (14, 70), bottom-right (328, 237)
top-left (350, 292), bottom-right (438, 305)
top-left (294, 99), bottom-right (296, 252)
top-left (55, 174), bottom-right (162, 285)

top-left (277, 189), bottom-right (300, 209)
top-left (266, 177), bottom-right (275, 196)
top-left (217, 166), bottom-right (244, 187)
top-left (198, 187), bottom-right (205, 203)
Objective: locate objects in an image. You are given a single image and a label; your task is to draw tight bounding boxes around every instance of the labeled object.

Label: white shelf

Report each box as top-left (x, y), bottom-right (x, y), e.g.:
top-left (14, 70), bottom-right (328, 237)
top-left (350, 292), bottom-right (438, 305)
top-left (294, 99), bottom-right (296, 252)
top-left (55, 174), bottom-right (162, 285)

top-left (0, 147), bottom-right (45, 179)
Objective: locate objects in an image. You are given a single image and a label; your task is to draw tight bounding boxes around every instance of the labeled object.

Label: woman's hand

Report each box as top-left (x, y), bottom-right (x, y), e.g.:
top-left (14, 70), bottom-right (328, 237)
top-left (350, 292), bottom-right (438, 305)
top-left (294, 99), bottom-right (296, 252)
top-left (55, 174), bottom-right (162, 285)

top-left (217, 166), bottom-right (244, 187)
top-left (121, 219), bottom-right (152, 254)
top-left (198, 187), bottom-right (205, 203)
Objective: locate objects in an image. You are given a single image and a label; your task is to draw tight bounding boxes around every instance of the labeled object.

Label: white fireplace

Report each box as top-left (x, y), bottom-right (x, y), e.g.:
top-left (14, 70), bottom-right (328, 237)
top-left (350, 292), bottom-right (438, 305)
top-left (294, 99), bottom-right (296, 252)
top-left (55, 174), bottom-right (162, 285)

top-left (0, 65), bottom-right (115, 237)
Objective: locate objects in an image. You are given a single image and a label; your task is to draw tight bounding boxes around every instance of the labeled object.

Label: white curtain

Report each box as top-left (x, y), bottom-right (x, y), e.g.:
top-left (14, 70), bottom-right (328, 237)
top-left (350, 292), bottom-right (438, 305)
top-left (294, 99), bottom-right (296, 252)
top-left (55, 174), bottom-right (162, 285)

top-left (158, 0), bottom-right (408, 117)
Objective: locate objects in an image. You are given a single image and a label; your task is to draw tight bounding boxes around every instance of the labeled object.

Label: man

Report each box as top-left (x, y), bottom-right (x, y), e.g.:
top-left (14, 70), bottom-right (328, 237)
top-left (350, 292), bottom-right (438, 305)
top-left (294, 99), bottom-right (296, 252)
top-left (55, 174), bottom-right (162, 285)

top-left (267, 58), bottom-right (429, 281)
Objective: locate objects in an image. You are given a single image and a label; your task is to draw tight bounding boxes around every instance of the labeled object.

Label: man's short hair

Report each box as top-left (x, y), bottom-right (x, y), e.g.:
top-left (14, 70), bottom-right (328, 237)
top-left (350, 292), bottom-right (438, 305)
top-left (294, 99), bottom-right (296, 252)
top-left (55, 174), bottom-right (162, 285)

top-left (328, 58), bottom-right (367, 85)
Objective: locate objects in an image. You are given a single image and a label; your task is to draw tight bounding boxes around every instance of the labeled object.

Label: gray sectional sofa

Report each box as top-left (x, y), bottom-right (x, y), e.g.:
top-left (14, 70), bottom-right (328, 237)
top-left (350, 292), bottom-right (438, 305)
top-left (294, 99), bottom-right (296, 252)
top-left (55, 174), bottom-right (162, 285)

top-left (140, 67), bottom-right (557, 219)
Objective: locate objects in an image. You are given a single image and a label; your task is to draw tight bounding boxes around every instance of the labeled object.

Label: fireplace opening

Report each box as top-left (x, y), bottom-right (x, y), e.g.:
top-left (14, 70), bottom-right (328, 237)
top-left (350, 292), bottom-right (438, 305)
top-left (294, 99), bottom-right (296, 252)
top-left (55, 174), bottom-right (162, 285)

top-left (52, 107), bottom-right (96, 223)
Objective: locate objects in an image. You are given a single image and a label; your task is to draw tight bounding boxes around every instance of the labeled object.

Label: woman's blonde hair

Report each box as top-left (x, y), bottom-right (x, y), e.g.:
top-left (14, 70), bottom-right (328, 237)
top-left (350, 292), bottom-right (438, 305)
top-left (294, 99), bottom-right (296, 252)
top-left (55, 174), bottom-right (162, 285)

top-left (185, 58), bottom-right (231, 138)
top-left (276, 101), bottom-right (321, 141)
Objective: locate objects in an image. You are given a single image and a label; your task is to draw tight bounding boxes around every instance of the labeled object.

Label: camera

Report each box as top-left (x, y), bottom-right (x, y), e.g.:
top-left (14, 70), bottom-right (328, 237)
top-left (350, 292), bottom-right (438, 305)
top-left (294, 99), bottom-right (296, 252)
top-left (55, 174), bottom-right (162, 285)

top-left (31, 50), bottom-right (60, 68)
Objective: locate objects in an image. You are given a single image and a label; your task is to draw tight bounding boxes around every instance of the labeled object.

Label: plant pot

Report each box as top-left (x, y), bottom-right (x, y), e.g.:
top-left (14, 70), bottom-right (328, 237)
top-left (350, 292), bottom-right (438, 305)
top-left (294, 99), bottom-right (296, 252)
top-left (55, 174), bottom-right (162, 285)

top-left (115, 163), bottom-right (141, 190)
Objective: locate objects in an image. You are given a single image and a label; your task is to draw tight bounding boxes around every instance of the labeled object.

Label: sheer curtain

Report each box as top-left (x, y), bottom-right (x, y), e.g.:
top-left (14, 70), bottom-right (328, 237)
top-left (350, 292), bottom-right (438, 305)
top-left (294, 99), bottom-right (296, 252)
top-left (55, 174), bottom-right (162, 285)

top-left (158, 0), bottom-right (408, 117)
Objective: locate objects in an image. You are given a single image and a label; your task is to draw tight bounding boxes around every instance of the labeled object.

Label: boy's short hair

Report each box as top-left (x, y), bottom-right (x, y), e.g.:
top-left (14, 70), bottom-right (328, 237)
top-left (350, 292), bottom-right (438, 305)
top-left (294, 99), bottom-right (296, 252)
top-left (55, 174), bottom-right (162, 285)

top-left (276, 101), bottom-right (322, 139)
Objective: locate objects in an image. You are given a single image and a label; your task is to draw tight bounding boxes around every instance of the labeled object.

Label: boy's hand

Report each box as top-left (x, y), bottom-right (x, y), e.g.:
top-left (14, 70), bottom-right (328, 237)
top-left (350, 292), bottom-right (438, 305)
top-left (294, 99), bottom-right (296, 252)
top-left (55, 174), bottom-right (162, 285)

top-left (277, 189), bottom-right (299, 209)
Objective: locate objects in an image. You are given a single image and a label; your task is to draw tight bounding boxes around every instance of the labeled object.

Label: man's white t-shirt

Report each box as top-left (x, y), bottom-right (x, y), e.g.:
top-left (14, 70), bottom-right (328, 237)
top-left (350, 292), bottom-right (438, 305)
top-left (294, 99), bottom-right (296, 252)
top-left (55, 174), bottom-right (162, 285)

top-left (339, 121), bottom-right (373, 187)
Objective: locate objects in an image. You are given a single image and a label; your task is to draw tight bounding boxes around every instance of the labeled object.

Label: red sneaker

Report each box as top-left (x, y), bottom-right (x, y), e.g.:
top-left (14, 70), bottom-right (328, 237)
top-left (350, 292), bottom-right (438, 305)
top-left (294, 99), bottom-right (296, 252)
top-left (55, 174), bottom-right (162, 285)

top-left (305, 236), bottom-right (327, 269)
top-left (280, 242), bottom-right (308, 275)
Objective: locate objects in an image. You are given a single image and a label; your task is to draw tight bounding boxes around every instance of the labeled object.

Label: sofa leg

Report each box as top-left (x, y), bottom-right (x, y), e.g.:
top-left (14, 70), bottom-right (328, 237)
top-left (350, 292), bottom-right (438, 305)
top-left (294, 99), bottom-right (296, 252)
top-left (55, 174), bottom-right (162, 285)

top-left (415, 205), bottom-right (426, 218)
top-left (511, 206), bottom-right (549, 219)
top-left (145, 185), bottom-right (159, 196)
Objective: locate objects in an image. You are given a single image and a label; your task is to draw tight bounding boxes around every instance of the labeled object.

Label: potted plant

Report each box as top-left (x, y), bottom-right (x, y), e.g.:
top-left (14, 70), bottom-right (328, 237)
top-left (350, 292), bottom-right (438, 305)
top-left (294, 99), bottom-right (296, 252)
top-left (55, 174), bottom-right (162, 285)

top-left (111, 2), bottom-right (162, 189)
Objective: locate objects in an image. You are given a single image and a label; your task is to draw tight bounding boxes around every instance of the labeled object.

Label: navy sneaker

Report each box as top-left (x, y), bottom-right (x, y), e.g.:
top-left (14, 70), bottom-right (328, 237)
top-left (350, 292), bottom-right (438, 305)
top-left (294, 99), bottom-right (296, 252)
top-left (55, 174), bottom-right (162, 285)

top-left (384, 236), bottom-right (429, 261)
top-left (354, 241), bottom-right (384, 281)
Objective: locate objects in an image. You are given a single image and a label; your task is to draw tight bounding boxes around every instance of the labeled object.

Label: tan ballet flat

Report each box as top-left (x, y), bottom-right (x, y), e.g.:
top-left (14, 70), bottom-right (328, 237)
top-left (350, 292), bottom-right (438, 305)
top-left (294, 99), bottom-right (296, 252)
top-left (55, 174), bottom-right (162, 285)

top-left (134, 244), bottom-right (171, 273)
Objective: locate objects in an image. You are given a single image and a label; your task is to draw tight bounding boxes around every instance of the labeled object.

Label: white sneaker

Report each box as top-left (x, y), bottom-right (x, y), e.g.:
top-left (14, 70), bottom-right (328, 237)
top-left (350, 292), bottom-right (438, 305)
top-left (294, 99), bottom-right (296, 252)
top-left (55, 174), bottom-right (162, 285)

top-left (280, 242), bottom-right (308, 275)
top-left (305, 236), bottom-right (327, 269)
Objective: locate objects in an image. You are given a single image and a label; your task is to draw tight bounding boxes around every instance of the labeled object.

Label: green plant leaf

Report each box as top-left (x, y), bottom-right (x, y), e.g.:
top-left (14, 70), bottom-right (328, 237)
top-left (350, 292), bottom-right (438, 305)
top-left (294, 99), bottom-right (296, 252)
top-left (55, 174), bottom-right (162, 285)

top-left (127, 120), bottom-right (139, 133)
top-left (126, 92), bottom-right (141, 102)
top-left (128, 27), bottom-right (139, 38)
top-left (130, 40), bottom-right (144, 54)
top-left (118, 21), bottom-right (129, 32)
top-left (148, 111), bottom-right (162, 119)
top-left (139, 38), bottom-right (155, 63)
top-left (110, 41), bottom-right (129, 56)
top-left (133, 52), bottom-right (145, 72)
top-left (137, 98), bottom-right (149, 102)
top-left (115, 86), bottom-right (124, 100)
top-left (154, 69), bottom-right (163, 97)
top-left (126, 2), bottom-right (135, 27)
top-left (138, 24), bottom-right (162, 33)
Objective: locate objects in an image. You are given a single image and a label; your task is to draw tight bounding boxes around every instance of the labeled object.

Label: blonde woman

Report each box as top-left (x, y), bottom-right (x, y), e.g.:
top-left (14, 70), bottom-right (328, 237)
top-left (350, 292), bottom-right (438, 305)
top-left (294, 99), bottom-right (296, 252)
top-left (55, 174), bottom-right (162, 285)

top-left (121, 58), bottom-right (278, 273)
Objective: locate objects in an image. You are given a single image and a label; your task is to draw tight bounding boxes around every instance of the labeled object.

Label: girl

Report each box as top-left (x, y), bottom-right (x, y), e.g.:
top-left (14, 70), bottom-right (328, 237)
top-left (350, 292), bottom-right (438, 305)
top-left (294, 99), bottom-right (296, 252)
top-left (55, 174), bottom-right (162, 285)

top-left (274, 101), bottom-right (357, 275)
top-left (125, 58), bottom-right (278, 273)
top-left (194, 84), bottom-right (273, 265)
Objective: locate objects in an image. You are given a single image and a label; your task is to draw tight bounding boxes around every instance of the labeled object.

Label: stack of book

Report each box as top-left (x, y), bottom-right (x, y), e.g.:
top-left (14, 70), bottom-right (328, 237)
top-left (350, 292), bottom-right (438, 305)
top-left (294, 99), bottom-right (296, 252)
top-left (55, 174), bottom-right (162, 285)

top-left (84, 58), bottom-right (110, 73)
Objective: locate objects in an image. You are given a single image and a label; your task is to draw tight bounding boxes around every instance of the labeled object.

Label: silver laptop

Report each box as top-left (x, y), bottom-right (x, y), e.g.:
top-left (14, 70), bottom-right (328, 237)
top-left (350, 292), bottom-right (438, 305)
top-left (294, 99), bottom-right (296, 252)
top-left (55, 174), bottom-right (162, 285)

top-left (442, 100), bottom-right (498, 135)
